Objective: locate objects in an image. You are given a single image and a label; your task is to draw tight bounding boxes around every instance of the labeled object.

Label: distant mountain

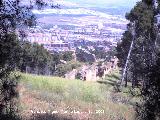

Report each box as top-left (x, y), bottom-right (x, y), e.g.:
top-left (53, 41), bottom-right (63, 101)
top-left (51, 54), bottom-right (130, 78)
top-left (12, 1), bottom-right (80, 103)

top-left (90, 6), bottom-right (132, 17)
top-left (27, 0), bottom-right (140, 30)
top-left (30, 0), bottom-right (139, 17)
top-left (32, 8), bottom-right (125, 18)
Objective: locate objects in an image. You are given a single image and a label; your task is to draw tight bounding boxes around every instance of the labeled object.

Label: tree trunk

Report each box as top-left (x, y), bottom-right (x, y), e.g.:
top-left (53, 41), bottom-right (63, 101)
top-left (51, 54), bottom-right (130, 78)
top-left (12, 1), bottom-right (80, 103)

top-left (125, 70), bottom-right (128, 87)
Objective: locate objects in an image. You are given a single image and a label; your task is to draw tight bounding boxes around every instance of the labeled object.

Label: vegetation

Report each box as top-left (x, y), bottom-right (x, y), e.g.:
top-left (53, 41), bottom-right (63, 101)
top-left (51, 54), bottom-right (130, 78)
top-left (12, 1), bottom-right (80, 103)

top-left (116, 1), bottom-right (154, 87)
top-left (116, 0), bottom-right (160, 119)
top-left (19, 42), bottom-right (52, 75)
top-left (0, 0), bottom-right (36, 119)
top-left (1, 0), bottom-right (160, 119)
top-left (0, 0), bottom-right (59, 119)
top-left (62, 51), bottom-right (74, 61)
top-left (18, 71), bottom-right (136, 120)
top-left (18, 41), bottom-right (75, 75)
top-left (54, 61), bottom-right (82, 77)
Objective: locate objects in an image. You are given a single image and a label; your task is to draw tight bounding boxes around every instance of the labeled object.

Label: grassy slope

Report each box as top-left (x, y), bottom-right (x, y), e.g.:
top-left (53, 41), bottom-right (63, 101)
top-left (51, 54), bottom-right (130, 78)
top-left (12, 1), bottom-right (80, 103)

top-left (18, 71), bottom-right (136, 120)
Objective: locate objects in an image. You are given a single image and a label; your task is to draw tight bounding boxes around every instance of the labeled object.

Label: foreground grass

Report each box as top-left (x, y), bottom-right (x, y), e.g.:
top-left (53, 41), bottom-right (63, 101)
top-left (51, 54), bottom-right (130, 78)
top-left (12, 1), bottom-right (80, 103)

top-left (18, 72), bottom-right (135, 120)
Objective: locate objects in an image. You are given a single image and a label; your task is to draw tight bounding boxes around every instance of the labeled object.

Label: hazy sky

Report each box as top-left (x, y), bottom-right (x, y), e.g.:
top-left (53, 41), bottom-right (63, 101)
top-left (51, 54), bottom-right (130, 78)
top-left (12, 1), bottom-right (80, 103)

top-left (65, 0), bottom-right (140, 8)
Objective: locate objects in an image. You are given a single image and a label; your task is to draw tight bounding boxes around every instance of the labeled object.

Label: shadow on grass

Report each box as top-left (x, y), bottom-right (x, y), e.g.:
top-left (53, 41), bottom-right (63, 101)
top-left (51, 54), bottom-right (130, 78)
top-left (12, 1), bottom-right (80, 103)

top-left (97, 79), bottom-right (117, 86)
top-left (29, 113), bottom-right (74, 120)
top-left (105, 74), bottom-right (120, 80)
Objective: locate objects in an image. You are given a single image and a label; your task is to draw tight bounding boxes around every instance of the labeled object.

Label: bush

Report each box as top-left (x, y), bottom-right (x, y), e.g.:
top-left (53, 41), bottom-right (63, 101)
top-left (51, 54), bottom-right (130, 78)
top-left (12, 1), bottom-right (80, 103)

top-left (0, 72), bottom-right (21, 120)
top-left (54, 61), bottom-right (82, 77)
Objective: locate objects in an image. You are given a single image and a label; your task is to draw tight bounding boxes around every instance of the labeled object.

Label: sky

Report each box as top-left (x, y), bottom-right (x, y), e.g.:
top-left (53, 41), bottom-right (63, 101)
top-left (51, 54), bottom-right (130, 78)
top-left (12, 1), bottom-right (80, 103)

top-left (65, 0), bottom-right (140, 8)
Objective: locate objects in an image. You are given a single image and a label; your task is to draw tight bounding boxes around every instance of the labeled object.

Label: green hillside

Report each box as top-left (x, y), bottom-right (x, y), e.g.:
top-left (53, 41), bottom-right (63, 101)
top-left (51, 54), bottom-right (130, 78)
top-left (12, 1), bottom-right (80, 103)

top-left (18, 71), bottom-right (136, 120)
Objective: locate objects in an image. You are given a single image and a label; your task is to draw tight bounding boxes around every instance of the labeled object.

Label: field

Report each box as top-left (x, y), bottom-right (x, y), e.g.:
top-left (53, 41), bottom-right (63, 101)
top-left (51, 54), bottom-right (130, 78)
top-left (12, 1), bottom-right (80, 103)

top-left (17, 70), bottom-right (137, 120)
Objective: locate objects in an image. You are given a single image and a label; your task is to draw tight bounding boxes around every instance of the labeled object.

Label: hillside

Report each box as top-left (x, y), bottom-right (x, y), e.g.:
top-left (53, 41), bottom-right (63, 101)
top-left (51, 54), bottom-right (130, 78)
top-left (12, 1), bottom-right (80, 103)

top-left (17, 71), bottom-right (137, 120)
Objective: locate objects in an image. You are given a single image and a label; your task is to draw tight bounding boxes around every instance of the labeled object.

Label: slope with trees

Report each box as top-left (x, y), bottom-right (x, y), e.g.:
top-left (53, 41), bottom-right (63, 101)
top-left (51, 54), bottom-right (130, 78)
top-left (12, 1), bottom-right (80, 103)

top-left (116, 0), bottom-right (160, 119)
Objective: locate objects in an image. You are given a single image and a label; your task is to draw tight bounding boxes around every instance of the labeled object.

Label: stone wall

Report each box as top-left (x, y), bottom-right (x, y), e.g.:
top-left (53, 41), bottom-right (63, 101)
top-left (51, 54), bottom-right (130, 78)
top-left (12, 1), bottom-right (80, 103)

top-left (65, 69), bottom-right (77, 80)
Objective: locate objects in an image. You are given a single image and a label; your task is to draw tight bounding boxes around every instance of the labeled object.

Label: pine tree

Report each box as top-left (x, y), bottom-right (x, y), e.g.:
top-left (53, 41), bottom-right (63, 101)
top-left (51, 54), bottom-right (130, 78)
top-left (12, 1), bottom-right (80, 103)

top-left (116, 0), bottom-right (160, 119)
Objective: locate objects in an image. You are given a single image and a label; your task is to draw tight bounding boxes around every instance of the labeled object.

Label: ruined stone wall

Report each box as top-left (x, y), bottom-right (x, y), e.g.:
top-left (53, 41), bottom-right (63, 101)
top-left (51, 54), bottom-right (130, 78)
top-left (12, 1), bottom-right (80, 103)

top-left (65, 69), bottom-right (77, 80)
top-left (85, 66), bottom-right (97, 81)
top-left (65, 56), bottom-right (119, 81)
